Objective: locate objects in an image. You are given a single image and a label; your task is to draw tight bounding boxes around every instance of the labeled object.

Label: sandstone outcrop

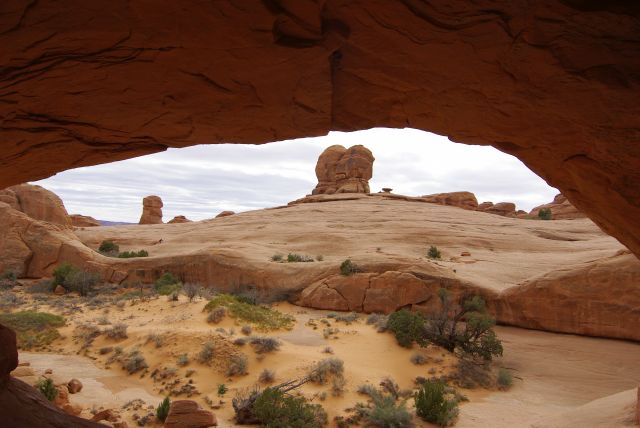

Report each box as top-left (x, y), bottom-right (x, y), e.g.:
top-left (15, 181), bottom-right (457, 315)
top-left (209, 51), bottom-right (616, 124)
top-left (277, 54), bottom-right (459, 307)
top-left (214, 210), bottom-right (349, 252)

top-left (0, 184), bottom-right (70, 227)
top-left (164, 400), bottom-right (217, 428)
top-left (168, 215), bottom-right (192, 224)
top-left (530, 194), bottom-right (586, 220)
top-left (312, 145), bottom-right (374, 195)
top-left (421, 192), bottom-right (478, 210)
top-left (70, 214), bottom-right (101, 227)
top-left (139, 196), bottom-right (163, 225)
top-left (480, 202), bottom-right (517, 217)
top-left (215, 211), bottom-right (235, 218)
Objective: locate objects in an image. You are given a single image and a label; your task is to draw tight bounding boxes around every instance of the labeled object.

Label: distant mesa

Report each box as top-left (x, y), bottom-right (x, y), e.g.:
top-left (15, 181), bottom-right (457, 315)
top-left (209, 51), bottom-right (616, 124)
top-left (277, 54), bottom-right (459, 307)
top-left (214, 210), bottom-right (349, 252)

top-left (70, 214), bottom-right (100, 227)
top-left (139, 195), bottom-right (163, 224)
top-left (0, 183), bottom-right (71, 227)
top-left (168, 215), bottom-right (192, 224)
top-left (529, 193), bottom-right (585, 220)
top-left (215, 210), bottom-right (235, 218)
top-left (312, 145), bottom-right (374, 195)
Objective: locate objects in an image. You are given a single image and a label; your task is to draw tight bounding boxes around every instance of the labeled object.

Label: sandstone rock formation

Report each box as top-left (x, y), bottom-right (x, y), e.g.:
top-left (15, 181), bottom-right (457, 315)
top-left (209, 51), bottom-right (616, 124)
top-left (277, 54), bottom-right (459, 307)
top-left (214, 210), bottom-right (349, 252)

top-left (70, 214), bottom-right (101, 227)
top-left (215, 211), bottom-right (235, 218)
top-left (164, 400), bottom-right (217, 428)
top-left (0, 184), bottom-right (70, 227)
top-left (168, 215), bottom-right (191, 224)
top-left (139, 196), bottom-right (163, 225)
top-left (312, 145), bottom-right (374, 195)
top-left (480, 202), bottom-right (517, 217)
top-left (530, 193), bottom-right (586, 220)
top-left (421, 191), bottom-right (478, 210)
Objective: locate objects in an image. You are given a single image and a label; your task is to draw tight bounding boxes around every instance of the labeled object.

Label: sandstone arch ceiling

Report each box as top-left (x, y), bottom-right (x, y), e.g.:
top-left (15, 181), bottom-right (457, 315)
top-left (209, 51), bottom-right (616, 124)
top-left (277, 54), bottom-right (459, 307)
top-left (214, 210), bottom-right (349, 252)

top-left (1, 0), bottom-right (639, 256)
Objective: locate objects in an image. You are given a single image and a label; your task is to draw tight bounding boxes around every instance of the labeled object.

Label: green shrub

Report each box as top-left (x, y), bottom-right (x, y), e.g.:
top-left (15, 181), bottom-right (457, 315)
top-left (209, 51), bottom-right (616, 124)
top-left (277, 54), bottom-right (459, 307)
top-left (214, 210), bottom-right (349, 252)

top-left (309, 358), bottom-right (344, 385)
top-left (177, 354), bottom-right (189, 366)
top-left (340, 259), bottom-right (361, 276)
top-left (98, 240), bottom-right (120, 255)
top-left (122, 350), bottom-right (148, 374)
top-left (155, 272), bottom-right (182, 296)
top-left (538, 208), bottom-right (552, 220)
top-left (218, 383), bottom-right (228, 397)
top-left (64, 269), bottom-right (100, 296)
top-left (52, 263), bottom-right (76, 287)
top-left (387, 309), bottom-right (426, 348)
top-left (156, 397), bottom-right (171, 422)
top-left (287, 253), bottom-right (314, 263)
top-left (204, 294), bottom-right (294, 331)
top-left (207, 306), bottom-right (226, 324)
top-left (271, 254), bottom-right (283, 262)
top-left (197, 342), bottom-right (215, 364)
top-left (249, 336), bottom-right (281, 354)
top-left (253, 387), bottom-right (328, 428)
top-left (118, 250), bottom-right (149, 258)
top-left (428, 245), bottom-right (442, 260)
top-left (105, 323), bottom-right (128, 340)
top-left (410, 353), bottom-right (428, 365)
top-left (36, 377), bottom-right (58, 401)
top-left (0, 311), bottom-right (65, 349)
top-left (365, 393), bottom-right (412, 428)
top-left (414, 380), bottom-right (458, 427)
top-left (497, 368), bottom-right (513, 389)
top-left (259, 368), bottom-right (275, 384)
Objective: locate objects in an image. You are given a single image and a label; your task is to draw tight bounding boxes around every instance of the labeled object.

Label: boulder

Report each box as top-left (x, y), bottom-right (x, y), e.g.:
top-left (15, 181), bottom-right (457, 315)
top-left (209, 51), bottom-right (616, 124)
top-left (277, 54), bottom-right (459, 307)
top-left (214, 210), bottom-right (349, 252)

top-left (421, 191), bottom-right (478, 210)
top-left (54, 285), bottom-right (66, 296)
top-left (70, 214), bottom-right (101, 227)
top-left (215, 211), bottom-right (235, 218)
top-left (0, 184), bottom-right (70, 227)
top-left (312, 145), bottom-right (374, 195)
top-left (139, 195), bottom-right (163, 224)
top-left (67, 379), bottom-right (82, 394)
top-left (91, 409), bottom-right (119, 423)
top-left (164, 400), bottom-right (217, 428)
top-left (480, 202), bottom-right (517, 217)
top-left (0, 324), bottom-right (18, 386)
top-left (478, 202), bottom-right (494, 210)
top-left (529, 193), bottom-right (586, 220)
top-left (10, 366), bottom-right (35, 377)
top-left (168, 215), bottom-right (192, 224)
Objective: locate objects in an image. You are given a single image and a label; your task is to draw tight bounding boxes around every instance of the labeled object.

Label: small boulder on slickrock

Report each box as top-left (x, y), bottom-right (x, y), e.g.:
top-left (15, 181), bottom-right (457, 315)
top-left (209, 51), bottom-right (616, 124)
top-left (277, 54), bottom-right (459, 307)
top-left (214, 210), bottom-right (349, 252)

top-left (215, 211), bottom-right (235, 218)
top-left (164, 400), bottom-right (217, 428)
top-left (139, 195), bottom-right (163, 224)
top-left (67, 379), bottom-right (83, 394)
top-left (312, 145), bottom-right (374, 195)
top-left (168, 215), bottom-right (192, 224)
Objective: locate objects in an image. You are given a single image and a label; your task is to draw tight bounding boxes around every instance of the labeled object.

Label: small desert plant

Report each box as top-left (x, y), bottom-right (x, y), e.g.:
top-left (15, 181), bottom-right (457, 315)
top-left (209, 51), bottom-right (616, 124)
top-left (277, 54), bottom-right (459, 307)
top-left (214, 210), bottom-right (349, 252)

top-left (253, 387), bottom-right (328, 428)
top-left (352, 384), bottom-right (412, 428)
top-left (497, 368), bottom-right (513, 389)
top-left (259, 368), bottom-right (275, 384)
top-left (183, 283), bottom-right (201, 302)
top-left (98, 240), bottom-right (120, 256)
top-left (197, 342), bottom-right (215, 364)
top-left (118, 249), bottom-right (149, 258)
top-left (177, 353), bottom-right (189, 366)
top-left (105, 323), bottom-right (128, 340)
top-left (241, 325), bottom-right (252, 335)
top-left (36, 377), bottom-right (58, 401)
top-left (271, 254), bottom-right (283, 262)
top-left (411, 353), bottom-right (428, 365)
top-left (207, 306), bottom-right (227, 324)
top-left (322, 346), bottom-right (334, 354)
top-left (155, 272), bottom-right (182, 295)
top-left (414, 380), bottom-right (458, 427)
top-left (286, 253), bottom-right (314, 263)
top-left (538, 208), bottom-right (552, 220)
top-left (52, 262), bottom-right (77, 287)
top-left (156, 397), bottom-right (171, 422)
top-left (366, 313), bottom-right (389, 332)
top-left (0, 270), bottom-right (17, 290)
top-left (64, 269), bottom-right (100, 296)
top-left (234, 337), bottom-right (248, 346)
top-left (123, 350), bottom-right (148, 374)
top-left (204, 294), bottom-right (294, 331)
top-left (340, 259), bottom-right (361, 276)
top-left (387, 309), bottom-right (427, 348)
top-left (226, 354), bottom-right (248, 376)
top-left (218, 383), bottom-right (228, 397)
top-left (146, 333), bottom-right (164, 348)
top-left (309, 357), bottom-right (344, 385)
top-left (249, 336), bottom-right (281, 354)
top-left (428, 245), bottom-right (442, 260)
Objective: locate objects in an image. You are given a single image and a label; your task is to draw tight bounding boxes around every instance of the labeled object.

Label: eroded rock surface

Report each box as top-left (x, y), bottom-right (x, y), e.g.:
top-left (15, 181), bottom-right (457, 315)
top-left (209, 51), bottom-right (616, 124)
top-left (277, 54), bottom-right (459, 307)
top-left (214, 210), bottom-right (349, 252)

top-left (0, 184), bottom-right (70, 227)
top-left (421, 191), bottom-right (479, 210)
top-left (530, 193), bottom-right (586, 220)
top-left (139, 196), bottom-right (163, 225)
top-left (312, 145), bottom-right (374, 194)
top-left (164, 400), bottom-right (217, 428)
top-left (70, 214), bottom-right (101, 227)
top-left (168, 215), bottom-right (191, 224)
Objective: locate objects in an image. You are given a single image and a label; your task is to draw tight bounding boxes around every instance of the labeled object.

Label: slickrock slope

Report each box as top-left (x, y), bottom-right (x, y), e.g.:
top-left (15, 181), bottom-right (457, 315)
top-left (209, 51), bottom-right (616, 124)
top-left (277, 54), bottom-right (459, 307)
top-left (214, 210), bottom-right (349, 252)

top-left (0, 184), bottom-right (70, 227)
top-left (0, 2), bottom-right (639, 259)
top-left (530, 193), bottom-right (586, 220)
top-left (312, 145), bottom-right (374, 194)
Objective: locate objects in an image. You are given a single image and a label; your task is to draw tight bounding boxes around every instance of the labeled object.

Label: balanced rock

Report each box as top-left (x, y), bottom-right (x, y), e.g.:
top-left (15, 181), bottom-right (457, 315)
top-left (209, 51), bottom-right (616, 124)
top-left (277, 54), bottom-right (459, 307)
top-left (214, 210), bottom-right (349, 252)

top-left (164, 400), bottom-right (217, 428)
top-left (70, 214), bottom-right (100, 227)
top-left (139, 196), bottom-right (163, 224)
top-left (168, 215), bottom-right (192, 224)
top-left (312, 145), bottom-right (374, 195)
top-left (421, 191), bottom-right (478, 210)
top-left (215, 211), bottom-right (235, 218)
top-left (0, 184), bottom-right (70, 227)
top-left (529, 194), bottom-right (586, 220)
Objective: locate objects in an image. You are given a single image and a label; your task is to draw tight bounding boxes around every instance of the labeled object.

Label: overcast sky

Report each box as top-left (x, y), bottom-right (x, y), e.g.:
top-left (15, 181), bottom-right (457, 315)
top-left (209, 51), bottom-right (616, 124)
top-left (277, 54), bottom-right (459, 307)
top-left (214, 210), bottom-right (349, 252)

top-left (35, 128), bottom-right (558, 222)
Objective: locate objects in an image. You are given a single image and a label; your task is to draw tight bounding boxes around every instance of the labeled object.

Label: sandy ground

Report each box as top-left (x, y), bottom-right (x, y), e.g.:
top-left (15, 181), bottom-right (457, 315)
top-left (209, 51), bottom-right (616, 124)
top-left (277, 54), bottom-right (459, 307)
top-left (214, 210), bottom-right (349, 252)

top-left (7, 291), bottom-right (640, 427)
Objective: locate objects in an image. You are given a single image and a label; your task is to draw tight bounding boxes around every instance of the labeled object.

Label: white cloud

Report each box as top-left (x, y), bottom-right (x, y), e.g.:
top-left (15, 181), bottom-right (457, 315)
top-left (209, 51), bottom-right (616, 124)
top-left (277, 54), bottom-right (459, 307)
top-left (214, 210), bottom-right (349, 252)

top-left (35, 128), bottom-right (558, 222)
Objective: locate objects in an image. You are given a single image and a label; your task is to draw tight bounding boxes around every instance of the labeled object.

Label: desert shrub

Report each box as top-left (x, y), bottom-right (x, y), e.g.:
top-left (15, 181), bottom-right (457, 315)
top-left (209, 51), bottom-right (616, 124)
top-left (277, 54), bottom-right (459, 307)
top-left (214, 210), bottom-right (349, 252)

top-left (74, 323), bottom-right (101, 349)
top-left (0, 311), bottom-right (65, 349)
top-left (428, 245), bottom-right (442, 260)
top-left (105, 323), bottom-right (128, 340)
top-left (241, 325), bottom-right (252, 335)
top-left (123, 350), bottom-right (148, 374)
top-left (118, 249), bottom-right (149, 258)
top-left (156, 396), bottom-right (171, 422)
top-left (64, 269), bottom-right (100, 296)
top-left (323, 327), bottom-right (339, 339)
top-left (411, 353), bottom-right (428, 365)
top-left (204, 294), bottom-right (294, 331)
top-left (271, 254), bottom-right (283, 262)
top-left (52, 263), bottom-right (76, 287)
top-left (424, 289), bottom-right (503, 361)
top-left (322, 346), bottom-right (334, 354)
top-left (0, 270), bottom-right (17, 289)
top-left (366, 313), bottom-right (389, 332)
top-left (249, 336), bottom-right (281, 354)
top-left (451, 358), bottom-right (493, 389)
top-left (253, 387), bottom-right (328, 428)
top-left (340, 259), bottom-right (361, 276)
top-left (414, 380), bottom-right (458, 427)
top-left (0, 292), bottom-right (24, 309)
top-left (226, 354), bottom-right (248, 376)
top-left (309, 358), bottom-right (344, 385)
top-left (207, 306), bottom-right (227, 324)
top-left (538, 208), bottom-right (552, 220)
top-left (25, 279), bottom-right (54, 294)
top-left (387, 309), bottom-right (426, 348)
top-left (259, 369), bottom-right (275, 384)
top-left (214, 383), bottom-right (227, 397)
top-left (146, 333), bottom-right (164, 348)
top-left (155, 273), bottom-right (182, 295)
top-left (329, 312), bottom-right (359, 324)
top-left (332, 376), bottom-right (346, 397)
top-left (36, 378), bottom-right (58, 401)
top-left (234, 337), bottom-right (248, 346)
top-left (197, 342), bottom-right (215, 364)
top-left (497, 368), bottom-right (513, 390)
top-left (98, 240), bottom-right (120, 256)
top-left (287, 253), bottom-right (314, 263)
top-left (177, 353), bottom-right (189, 366)
top-left (351, 384), bottom-right (412, 428)
top-left (183, 283), bottom-right (201, 302)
